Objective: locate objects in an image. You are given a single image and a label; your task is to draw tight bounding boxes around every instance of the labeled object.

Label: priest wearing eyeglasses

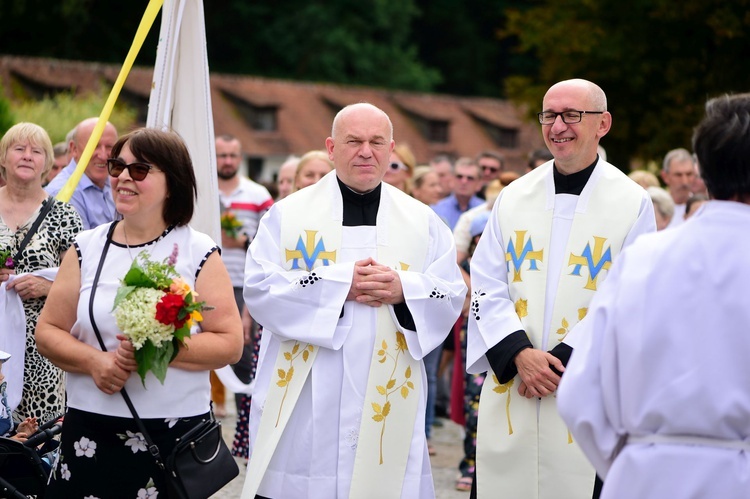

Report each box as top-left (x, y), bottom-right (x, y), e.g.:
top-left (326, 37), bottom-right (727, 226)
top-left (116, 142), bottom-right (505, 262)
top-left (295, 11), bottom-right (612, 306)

top-left (241, 103), bottom-right (466, 498)
top-left (467, 79), bottom-right (656, 499)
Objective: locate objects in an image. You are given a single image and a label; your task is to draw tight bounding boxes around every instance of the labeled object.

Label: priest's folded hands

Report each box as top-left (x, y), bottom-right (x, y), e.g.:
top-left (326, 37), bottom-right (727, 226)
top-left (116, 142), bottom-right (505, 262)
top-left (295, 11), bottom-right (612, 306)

top-left (346, 257), bottom-right (405, 306)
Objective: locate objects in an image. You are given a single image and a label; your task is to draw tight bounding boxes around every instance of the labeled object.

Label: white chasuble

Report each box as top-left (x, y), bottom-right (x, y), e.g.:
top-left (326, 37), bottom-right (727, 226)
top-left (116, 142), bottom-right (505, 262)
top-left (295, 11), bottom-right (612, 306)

top-left (243, 171), bottom-right (465, 499)
top-left (469, 161), bottom-right (653, 499)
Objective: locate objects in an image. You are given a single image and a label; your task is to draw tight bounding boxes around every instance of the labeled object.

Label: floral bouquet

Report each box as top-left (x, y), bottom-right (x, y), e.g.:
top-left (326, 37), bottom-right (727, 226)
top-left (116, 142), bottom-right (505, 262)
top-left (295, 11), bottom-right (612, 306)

top-left (0, 248), bottom-right (13, 270)
top-left (220, 210), bottom-right (244, 239)
top-left (113, 244), bottom-right (209, 386)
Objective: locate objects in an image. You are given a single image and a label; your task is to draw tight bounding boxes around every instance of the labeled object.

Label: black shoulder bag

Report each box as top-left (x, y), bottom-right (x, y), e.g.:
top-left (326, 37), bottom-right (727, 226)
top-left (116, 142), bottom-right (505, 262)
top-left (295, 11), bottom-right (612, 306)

top-left (12, 196), bottom-right (55, 265)
top-left (87, 222), bottom-right (239, 499)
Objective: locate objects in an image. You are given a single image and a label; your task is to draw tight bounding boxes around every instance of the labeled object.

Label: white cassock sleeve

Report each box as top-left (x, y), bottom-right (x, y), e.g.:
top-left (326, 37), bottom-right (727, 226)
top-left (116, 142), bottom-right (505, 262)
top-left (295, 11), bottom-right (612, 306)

top-left (244, 206), bottom-right (355, 350)
top-left (394, 212), bottom-right (467, 360)
top-left (466, 191), bottom-right (525, 374)
top-left (557, 249), bottom-right (630, 479)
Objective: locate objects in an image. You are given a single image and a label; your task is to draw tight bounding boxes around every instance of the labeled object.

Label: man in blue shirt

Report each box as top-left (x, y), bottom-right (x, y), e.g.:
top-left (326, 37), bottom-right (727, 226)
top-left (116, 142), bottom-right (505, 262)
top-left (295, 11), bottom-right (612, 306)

top-left (431, 157), bottom-right (483, 229)
top-left (45, 118), bottom-right (118, 229)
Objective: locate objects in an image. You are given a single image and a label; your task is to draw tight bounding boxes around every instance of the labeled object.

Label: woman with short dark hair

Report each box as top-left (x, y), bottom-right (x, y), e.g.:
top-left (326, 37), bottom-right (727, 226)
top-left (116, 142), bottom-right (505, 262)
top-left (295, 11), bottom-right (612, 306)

top-left (37, 128), bottom-right (243, 497)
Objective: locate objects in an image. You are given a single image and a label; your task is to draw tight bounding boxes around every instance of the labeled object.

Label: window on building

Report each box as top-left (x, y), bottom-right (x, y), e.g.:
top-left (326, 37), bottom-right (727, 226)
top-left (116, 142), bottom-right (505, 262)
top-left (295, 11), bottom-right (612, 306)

top-left (221, 91), bottom-right (278, 131)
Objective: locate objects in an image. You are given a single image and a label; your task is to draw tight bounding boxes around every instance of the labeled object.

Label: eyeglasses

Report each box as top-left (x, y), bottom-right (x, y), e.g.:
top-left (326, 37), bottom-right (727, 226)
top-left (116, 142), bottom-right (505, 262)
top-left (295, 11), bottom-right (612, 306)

top-left (106, 158), bottom-right (161, 181)
top-left (390, 161), bottom-right (408, 171)
top-left (481, 165), bottom-right (500, 173)
top-left (538, 110), bottom-right (604, 125)
top-left (455, 174), bottom-right (477, 182)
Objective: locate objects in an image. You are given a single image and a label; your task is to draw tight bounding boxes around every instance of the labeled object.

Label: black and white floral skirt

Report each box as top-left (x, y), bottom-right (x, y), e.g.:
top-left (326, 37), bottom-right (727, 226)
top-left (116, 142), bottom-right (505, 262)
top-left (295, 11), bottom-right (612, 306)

top-left (47, 407), bottom-right (210, 498)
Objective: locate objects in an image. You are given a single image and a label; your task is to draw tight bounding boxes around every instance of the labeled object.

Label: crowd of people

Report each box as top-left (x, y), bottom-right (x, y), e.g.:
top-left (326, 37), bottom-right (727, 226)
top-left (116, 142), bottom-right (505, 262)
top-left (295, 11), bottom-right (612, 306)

top-left (0, 78), bottom-right (745, 498)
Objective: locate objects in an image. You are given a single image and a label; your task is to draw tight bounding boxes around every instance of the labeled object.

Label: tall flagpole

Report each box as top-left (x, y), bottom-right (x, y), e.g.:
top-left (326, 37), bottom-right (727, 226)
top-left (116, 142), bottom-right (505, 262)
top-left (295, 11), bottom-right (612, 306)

top-left (57, 0), bottom-right (164, 203)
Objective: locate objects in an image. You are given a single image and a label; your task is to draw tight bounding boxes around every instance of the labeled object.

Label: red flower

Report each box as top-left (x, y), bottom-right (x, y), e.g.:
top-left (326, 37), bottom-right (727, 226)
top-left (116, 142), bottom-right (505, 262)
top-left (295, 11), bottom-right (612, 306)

top-left (156, 293), bottom-right (186, 328)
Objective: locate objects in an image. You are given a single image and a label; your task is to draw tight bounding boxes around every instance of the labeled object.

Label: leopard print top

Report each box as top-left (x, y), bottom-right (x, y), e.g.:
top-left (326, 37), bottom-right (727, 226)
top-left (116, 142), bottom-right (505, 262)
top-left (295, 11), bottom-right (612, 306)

top-left (0, 197), bottom-right (83, 421)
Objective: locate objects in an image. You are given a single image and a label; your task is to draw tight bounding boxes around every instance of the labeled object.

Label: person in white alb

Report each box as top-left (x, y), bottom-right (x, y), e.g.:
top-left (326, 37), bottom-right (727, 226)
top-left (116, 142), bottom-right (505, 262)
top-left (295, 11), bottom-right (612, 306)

top-left (557, 93), bottom-right (750, 499)
top-left (467, 79), bottom-right (656, 499)
top-left (241, 103), bottom-right (466, 499)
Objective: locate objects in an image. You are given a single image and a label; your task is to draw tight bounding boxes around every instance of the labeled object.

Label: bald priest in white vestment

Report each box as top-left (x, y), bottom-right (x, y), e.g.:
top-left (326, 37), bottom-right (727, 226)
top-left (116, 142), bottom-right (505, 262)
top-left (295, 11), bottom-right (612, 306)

top-left (241, 103), bottom-right (466, 499)
top-left (558, 93), bottom-right (750, 499)
top-left (466, 79), bottom-right (656, 499)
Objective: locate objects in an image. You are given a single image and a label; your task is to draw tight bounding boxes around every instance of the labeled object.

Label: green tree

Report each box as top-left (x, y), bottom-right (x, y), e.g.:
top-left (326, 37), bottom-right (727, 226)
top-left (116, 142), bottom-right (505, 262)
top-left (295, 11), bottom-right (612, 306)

top-left (204, 0), bottom-right (440, 91)
top-left (0, 89), bottom-right (15, 136)
top-left (412, 0), bottom-right (534, 97)
top-left (0, 0), bottom-right (159, 65)
top-left (11, 91), bottom-right (136, 143)
top-left (501, 0), bottom-right (750, 168)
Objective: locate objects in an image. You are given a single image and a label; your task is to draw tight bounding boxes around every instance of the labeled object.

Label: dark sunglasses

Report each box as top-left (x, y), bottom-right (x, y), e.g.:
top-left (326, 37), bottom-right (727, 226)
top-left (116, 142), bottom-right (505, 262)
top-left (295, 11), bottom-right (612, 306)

top-left (106, 158), bottom-right (161, 181)
top-left (481, 165), bottom-right (500, 173)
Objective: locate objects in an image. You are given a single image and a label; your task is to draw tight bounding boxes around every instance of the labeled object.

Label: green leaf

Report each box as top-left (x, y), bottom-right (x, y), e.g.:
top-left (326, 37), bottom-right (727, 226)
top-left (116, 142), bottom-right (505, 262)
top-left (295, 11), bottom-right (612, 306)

top-left (112, 285), bottom-right (136, 311)
top-left (151, 342), bottom-right (173, 384)
top-left (173, 325), bottom-right (190, 344)
top-left (169, 338), bottom-right (181, 362)
top-left (135, 340), bottom-right (156, 388)
top-left (123, 265), bottom-right (158, 289)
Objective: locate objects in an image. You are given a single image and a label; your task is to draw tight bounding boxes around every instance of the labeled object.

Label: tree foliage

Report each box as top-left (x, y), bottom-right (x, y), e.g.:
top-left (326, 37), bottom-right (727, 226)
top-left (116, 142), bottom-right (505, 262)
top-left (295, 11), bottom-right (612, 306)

top-left (0, 92), bottom-right (14, 136)
top-left (2, 1), bottom-right (750, 166)
top-left (10, 91), bottom-right (136, 143)
top-left (501, 0), bottom-right (750, 168)
top-left (411, 0), bottom-right (534, 97)
top-left (204, 0), bottom-right (440, 91)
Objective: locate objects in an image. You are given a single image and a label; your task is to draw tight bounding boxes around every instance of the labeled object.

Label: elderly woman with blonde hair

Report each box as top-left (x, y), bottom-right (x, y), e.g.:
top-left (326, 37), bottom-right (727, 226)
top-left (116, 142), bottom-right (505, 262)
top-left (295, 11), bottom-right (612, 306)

top-left (647, 185), bottom-right (675, 230)
top-left (629, 169), bottom-right (660, 189)
top-left (0, 122), bottom-right (83, 422)
top-left (385, 143), bottom-right (416, 194)
top-left (293, 150), bottom-right (333, 192)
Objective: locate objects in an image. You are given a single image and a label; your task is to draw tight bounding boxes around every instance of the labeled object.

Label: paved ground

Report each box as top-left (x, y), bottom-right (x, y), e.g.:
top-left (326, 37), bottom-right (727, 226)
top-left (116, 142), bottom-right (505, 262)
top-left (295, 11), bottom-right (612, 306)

top-left (211, 407), bottom-right (468, 498)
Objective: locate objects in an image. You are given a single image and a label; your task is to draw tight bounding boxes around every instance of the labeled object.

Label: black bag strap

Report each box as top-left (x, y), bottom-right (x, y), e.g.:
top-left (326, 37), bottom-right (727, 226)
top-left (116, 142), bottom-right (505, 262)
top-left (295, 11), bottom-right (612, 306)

top-left (12, 196), bottom-right (55, 263)
top-left (87, 221), bottom-right (165, 468)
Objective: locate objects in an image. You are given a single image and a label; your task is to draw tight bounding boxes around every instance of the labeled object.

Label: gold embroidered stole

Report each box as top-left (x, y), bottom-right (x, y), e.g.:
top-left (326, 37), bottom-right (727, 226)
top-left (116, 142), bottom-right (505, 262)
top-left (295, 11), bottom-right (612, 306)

top-left (242, 173), bottom-right (428, 498)
top-left (475, 162), bottom-right (643, 499)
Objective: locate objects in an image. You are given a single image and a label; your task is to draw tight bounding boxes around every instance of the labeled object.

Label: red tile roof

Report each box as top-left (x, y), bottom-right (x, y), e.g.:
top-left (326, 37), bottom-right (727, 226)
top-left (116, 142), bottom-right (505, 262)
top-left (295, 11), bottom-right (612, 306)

top-left (0, 55), bottom-right (545, 171)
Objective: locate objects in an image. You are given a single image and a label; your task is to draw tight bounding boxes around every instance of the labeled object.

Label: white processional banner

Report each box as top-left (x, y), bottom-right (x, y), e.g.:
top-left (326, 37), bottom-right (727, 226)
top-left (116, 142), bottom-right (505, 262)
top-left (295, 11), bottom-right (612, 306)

top-left (147, 0), bottom-right (220, 242)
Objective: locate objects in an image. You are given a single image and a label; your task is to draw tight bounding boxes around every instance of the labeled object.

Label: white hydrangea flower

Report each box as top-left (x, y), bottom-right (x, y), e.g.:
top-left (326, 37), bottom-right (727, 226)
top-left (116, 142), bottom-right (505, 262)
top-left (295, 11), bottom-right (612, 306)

top-left (74, 436), bottom-right (97, 458)
top-left (114, 288), bottom-right (175, 349)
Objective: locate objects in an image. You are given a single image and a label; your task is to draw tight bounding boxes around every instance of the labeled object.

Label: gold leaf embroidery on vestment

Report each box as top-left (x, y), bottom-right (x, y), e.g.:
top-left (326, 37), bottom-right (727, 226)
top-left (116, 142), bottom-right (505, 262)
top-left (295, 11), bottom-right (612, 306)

top-left (515, 298), bottom-right (528, 319)
top-left (578, 307), bottom-right (588, 321)
top-left (275, 342), bottom-right (315, 427)
top-left (556, 317), bottom-right (570, 341)
top-left (492, 375), bottom-right (514, 435)
top-left (371, 331), bottom-right (414, 464)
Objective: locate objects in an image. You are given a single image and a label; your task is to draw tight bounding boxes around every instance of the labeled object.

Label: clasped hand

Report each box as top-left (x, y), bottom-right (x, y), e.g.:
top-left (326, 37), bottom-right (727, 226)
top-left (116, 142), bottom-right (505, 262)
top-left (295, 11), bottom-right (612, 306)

top-left (92, 335), bottom-right (137, 395)
top-left (514, 348), bottom-right (565, 399)
top-left (5, 274), bottom-right (52, 301)
top-left (347, 257), bottom-right (404, 307)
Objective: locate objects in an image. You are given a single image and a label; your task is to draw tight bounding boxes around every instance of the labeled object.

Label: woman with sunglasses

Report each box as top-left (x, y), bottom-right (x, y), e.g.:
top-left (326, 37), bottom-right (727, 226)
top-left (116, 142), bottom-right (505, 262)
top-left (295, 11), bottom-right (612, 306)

top-left (37, 128), bottom-right (243, 498)
top-left (383, 143), bottom-right (416, 194)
